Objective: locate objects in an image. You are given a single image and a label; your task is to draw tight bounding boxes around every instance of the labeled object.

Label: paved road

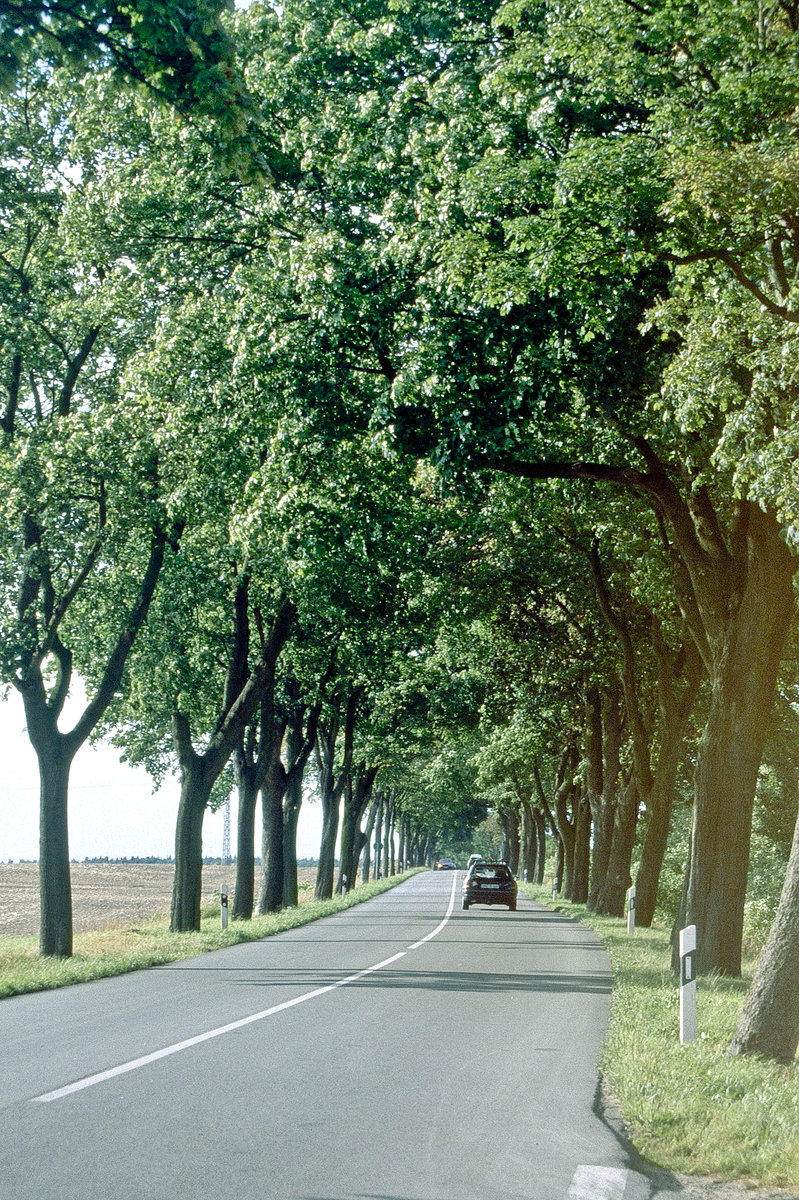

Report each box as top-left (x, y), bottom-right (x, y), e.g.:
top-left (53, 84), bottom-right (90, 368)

top-left (2, 871), bottom-right (680, 1199)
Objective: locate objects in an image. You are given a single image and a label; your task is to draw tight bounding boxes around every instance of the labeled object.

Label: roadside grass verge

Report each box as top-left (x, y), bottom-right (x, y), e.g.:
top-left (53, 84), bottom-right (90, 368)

top-left (0, 870), bottom-right (423, 1000)
top-left (520, 884), bottom-right (799, 1190)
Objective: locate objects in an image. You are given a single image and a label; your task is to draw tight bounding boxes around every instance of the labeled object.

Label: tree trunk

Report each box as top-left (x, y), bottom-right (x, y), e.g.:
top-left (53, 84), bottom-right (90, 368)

top-left (37, 742), bottom-right (75, 957)
top-left (520, 799), bottom-right (537, 882)
top-left (595, 775), bottom-right (639, 916)
top-left (339, 767), bottom-right (377, 892)
top-left (170, 596), bottom-right (296, 932)
top-left (232, 751), bottom-right (258, 920)
top-left (552, 744), bottom-right (578, 897)
top-left (316, 791), bottom-right (340, 899)
top-left (587, 682), bottom-right (623, 910)
top-left (728, 801), bottom-right (799, 1063)
top-left (314, 688), bottom-right (358, 900)
top-left (505, 453), bottom-right (797, 974)
top-left (685, 513), bottom-right (795, 974)
top-left (171, 755), bottom-right (212, 932)
top-left (535, 809), bottom-right (547, 882)
top-left (572, 791), bottom-right (591, 904)
top-left (282, 774), bottom-right (302, 908)
top-left (500, 805), bottom-right (521, 874)
top-left (15, 516), bottom-right (175, 955)
top-left (636, 635), bottom-right (702, 927)
top-left (360, 798), bottom-right (378, 883)
top-left (259, 757), bottom-right (287, 913)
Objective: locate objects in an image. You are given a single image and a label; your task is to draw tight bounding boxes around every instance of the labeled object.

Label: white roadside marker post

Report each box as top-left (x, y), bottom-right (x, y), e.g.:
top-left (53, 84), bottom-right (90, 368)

top-left (221, 884), bottom-right (229, 931)
top-left (680, 924), bottom-right (697, 1044)
top-left (626, 885), bottom-right (636, 935)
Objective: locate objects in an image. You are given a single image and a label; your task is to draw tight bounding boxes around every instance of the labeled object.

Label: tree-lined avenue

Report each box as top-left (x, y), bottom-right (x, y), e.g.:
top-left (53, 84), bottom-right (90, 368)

top-left (0, 873), bottom-right (654, 1200)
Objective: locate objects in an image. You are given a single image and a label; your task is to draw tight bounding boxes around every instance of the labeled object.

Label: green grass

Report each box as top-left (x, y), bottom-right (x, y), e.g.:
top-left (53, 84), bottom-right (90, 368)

top-left (0, 870), bottom-right (423, 999)
top-left (520, 883), bottom-right (799, 1189)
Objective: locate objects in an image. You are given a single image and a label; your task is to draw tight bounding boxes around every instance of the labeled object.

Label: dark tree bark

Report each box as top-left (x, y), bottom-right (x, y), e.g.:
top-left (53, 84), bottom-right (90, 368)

top-left (338, 766), bottom-right (378, 892)
top-left (585, 680), bottom-right (621, 910)
top-left (729, 801), bottom-right (799, 1063)
top-left (170, 595), bottom-right (296, 932)
top-left (499, 803), bottom-right (521, 874)
top-left (360, 796), bottom-right (379, 883)
top-left (519, 797), bottom-right (537, 883)
top-left (572, 789), bottom-right (591, 904)
top-left (534, 808), bottom-right (547, 882)
top-left (258, 747), bottom-right (288, 914)
top-left (596, 772), bottom-right (639, 916)
top-left (635, 628), bottom-right (703, 926)
top-left (496, 443), bottom-right (797, 974)
top-left (552, 743), bottom-right (579, 897)
top-left (232, 750), bottom-right (258, 921)
top-left (534, 761), bottom-right (561, 887)
top-left (16, 517), bottom-right (175, 956)
top-left (282, 716), bottom-right (306, 908)
top-left (314, 687), bottom-right (360, 900)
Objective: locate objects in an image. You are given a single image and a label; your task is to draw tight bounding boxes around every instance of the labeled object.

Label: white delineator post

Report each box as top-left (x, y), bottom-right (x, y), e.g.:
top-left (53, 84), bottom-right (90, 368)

top-left (680, 924), bottom-right (697, 1044)
top-left (626, 885), bottom-right (636, 935)
top-left (220, 884), bottom-right (229, 931)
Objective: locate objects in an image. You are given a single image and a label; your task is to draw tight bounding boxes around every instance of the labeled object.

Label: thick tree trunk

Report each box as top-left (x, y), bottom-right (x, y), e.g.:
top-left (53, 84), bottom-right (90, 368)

top-left (595, 777), bottom-right (639, 916)
top-left (636, 636), bottom-right (702, 927)
top-left (15, 517), bottom-right (175, 955)
top-left (520, 799), bottom-right (537, 882)
top-left (282, 775), bottom-right (302, 908)
top-left (360, 799), bottom-right (378, 883)
top-left (281, 715), bottom-right (306, 908)
top-left (572, 791), bottom-right (591, 904)
top-left (500, 805), bottom-right (521, 874)
top-left (232, 753), bottom-right (258, 920)
top-left (38, 743), bottom-right (75, 957)
top-left (259, 760), bottom-right (287, 914)
top-left (316, 792), bottom-right (340, 899)
top-left (685, 516), bottom-right (794, 974)
top-left (552, 745), bottom-right (578, 897)
top-left (729, 802), bottom-right (799, 1063)
top-left (170, 597), bottom-right (296, 932)
top-left (171, 757), bottom-right (212, 932)
top-left (338, 767), bottom-right (377, 892)
top-left (314, 688), bottom-right (358, 900)
top-left (535, 809), bottom-right (547, 882)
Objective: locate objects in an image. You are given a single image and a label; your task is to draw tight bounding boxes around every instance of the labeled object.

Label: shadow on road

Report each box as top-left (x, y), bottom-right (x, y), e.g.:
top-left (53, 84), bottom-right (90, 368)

top-left (157, 963), bottom-right (612, 994)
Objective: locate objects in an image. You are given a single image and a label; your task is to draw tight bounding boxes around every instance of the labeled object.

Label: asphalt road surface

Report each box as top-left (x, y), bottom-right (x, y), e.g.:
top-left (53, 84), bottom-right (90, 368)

top-left (2, 871), bottom-right (681, 1200)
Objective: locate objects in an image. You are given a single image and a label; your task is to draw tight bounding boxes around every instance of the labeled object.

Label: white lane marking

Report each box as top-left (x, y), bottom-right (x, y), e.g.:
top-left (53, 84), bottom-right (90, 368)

top-left (408, 871), bottom-right (458, 948)
top-left (567, 1165), bottom-right (628, 1199)
top-left (33, 875), bottom-right (457, 1104)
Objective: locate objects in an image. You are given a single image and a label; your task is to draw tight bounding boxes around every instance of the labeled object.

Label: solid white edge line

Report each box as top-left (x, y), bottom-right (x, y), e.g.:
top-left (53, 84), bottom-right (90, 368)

top-left (33, 873), bottom-right (457, 1104)
top-left (408, 870), bottom-right (458, 949)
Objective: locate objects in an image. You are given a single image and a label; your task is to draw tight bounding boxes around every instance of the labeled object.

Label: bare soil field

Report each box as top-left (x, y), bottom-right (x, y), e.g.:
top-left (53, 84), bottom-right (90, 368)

top-left (0, 862), bottom-right (317, 936)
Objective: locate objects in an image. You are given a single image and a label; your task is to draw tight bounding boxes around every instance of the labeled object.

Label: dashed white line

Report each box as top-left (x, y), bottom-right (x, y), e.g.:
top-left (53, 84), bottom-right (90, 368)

top-left (32, 873), bottom-right (459, 1104)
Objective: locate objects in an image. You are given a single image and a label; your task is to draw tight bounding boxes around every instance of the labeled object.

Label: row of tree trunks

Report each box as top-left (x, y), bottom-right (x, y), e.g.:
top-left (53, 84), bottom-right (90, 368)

top-left (170, 593), bottom-right (296, 932)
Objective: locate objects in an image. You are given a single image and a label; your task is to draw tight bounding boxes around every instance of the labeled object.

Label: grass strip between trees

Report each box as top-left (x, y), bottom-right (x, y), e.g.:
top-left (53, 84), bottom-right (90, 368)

top-left (0, 870), bottom-right (424, 1000)
top-left (520, 884), bottom-right (799, 1191)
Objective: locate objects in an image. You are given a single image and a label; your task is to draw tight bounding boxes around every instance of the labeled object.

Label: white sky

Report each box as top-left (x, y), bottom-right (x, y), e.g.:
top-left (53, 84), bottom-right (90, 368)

top-left (0, 689), bottom-right (324, 864)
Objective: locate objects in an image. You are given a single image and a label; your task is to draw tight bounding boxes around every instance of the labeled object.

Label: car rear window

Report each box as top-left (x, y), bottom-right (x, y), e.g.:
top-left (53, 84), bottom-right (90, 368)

top-left (473, 866), bottom-right (511, 880)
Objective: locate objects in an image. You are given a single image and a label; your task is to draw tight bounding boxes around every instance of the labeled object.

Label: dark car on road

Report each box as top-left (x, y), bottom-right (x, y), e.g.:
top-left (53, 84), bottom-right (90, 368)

top-left (435, 857), bottom-right (457, 870)
top-left (462, 861), bottom-right (517, 910)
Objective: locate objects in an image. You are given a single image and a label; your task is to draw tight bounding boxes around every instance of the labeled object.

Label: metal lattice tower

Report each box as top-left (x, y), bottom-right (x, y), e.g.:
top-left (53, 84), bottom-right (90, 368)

top-left (222, 796), bottom-right (231, 864)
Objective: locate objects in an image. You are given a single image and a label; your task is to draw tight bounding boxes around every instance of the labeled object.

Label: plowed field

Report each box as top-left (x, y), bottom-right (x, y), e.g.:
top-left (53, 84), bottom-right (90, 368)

top-left (0, 862), bottom-right (316, 936)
